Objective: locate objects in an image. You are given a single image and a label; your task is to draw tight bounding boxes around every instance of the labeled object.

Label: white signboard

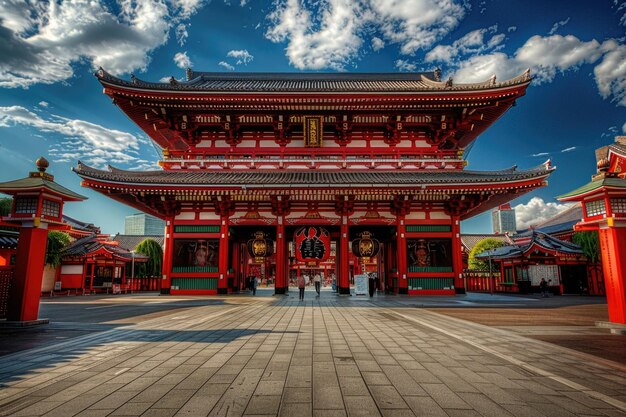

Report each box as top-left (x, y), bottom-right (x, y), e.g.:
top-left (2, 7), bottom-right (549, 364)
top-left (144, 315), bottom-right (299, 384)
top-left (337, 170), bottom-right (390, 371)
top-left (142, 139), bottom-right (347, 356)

top-left (528, 265), bottom-right (560, 286)
top-left (354, 274), bottom-right (368, 296)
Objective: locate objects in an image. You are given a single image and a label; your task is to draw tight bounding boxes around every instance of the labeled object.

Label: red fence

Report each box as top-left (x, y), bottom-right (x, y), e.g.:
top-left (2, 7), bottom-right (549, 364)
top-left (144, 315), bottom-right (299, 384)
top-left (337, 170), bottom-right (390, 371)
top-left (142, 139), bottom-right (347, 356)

top-left (464, 270), bottom-right (518, 293)
top-left (0, 266), bottom-right (13, 319)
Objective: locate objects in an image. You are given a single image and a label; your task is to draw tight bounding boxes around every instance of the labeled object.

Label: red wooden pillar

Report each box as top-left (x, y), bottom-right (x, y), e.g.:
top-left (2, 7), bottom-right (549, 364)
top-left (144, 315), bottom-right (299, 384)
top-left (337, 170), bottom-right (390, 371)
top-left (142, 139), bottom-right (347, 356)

top-left (451, 216), bottom-right (465, 294)
top-left (338, 219), bottom-right (351, 294)
top-left (7, 226), bottom-right (48, 321)
top-left (396, 216), bottom-right (408, 294)
top-left (162, 218), bottom-right (174, 294)
top-left (218, 216), bottom-right (229, 294)
top-left (275, 220), bottom-right (287, 294)
top-left (599, 225), bottom-right (626, 324)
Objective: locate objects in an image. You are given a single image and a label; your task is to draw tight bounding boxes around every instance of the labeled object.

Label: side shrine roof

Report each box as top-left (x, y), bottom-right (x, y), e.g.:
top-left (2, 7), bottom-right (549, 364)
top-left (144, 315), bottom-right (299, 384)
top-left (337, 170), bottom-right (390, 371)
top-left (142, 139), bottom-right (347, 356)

top-left (73, 162), bottom-right (553, 188)
top-left (476, 231), bottom-right (583, 260)
top-left (63, 234), bottom-right (148, 261)
top-left (96, 68), bottom-right (532, 93)
top-left (0, 175), bottom-right (86, 201)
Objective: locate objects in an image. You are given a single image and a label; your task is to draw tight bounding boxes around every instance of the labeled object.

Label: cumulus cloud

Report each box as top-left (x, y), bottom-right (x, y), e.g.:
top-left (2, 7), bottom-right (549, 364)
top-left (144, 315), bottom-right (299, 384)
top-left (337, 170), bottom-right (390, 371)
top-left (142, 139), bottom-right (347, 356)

top-left (0, 105), bottom-right (145, 168)
top-left (38, 101), bottom-right (48, 107)
top-left (548, 17), bottom-right (570, 35)
top-left (174, 51), bottom-right (192, 69)
top-left (425, 25), bottom-right (504, 64)
top-left (372, 37), bottom-right (385, 51)
top-left (265, 0), bottom-right (467, 70)
top-left (175, 23), bottom-right (189, 45)
top-left (227, 49), bottom-right (254, 65)
top-left (218, 61), bottom-right (235, 71)
top-left (594, 40), bottom-right (626, 106)
top-left (514, 197), bottom-right (570, 229)
top-left (395, 59), bottom-right (416, 72)
top-left (0, 0), bottom-right (202, 88)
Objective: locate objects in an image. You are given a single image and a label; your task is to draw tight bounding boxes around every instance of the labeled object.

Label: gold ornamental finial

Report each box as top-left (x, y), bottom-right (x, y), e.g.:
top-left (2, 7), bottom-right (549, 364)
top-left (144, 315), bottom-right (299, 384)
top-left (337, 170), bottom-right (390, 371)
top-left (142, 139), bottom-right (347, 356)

top-left (36, 156), bottom-right (49, 172)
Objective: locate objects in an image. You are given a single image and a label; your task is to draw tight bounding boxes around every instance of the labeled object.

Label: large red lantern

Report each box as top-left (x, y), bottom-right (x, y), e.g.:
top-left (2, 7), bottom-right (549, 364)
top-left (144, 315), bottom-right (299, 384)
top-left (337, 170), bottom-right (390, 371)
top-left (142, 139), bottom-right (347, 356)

top-left (294, 226), bottom-right (330, 262)
top-left (351, 231), bottom-right (380, 258)
top-left (247, 231), bottom-right (274, 262)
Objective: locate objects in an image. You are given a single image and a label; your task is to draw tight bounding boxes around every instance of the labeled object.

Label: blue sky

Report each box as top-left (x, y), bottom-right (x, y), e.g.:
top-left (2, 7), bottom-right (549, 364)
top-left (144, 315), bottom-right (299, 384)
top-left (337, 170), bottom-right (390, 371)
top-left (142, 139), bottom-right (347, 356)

top-left (1, 0), bottom-right (625, 235)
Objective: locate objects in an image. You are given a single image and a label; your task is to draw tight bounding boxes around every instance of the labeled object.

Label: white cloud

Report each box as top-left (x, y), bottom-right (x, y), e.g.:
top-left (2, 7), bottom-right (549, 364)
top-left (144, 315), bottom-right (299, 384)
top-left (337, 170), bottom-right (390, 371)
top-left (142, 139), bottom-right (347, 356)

top-left (372, 37), bottom-right (385, 51)
top-left (514, 197), bottom-right (570, 229)
top-left (548, 17), bottom-right (570, 35)
top-left (175, 23), bottom-right (189, 45)
top-left (226, 49), bottom-right (254, 65)
top-left (174, 51), bottom-right (192, 69)
top-left (265, 0), bottom-right (467, 70)
top-left (623, 121), bottom-right (626, 133)
top-left (453, 35), bottom-right (606, 84)
top-left (218, 61), bottom-right (235, 71)
top-left (507, 26), bottom-right (517, 32)
top-left (532, 152), bottom-right (550, 157)
top-left (395, 59), bottom-right (416, 72)
top-left (561, 146), bottom-right (576, 152)
top-left (265, 0), bottom-right (363, 70)
top-left (594, 40), bottom-right (626, 106)
top-left (0, 0), bottom-right (203, 88)
top-left (425, 25), bottom-right (504, 64)
top-left (38, 101), bottom-right (49, 107)
top-left (0, 105), bottom-right (145, 168)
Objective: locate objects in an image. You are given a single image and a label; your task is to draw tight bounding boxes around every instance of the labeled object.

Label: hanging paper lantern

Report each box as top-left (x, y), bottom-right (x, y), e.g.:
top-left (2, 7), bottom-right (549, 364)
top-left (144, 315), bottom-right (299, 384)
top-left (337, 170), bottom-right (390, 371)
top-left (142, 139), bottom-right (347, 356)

top-left (294, 226), bottom-right (330, 262)
top-left (247, 231), bottom-right (274, 262)
top-left (351, 231), bottom-right (380, 258)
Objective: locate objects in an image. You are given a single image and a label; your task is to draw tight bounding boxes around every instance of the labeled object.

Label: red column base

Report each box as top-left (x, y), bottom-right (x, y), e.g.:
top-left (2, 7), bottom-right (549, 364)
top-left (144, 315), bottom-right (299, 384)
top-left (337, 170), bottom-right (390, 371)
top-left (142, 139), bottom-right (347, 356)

top-left (599, 227), bottom-right (626, 324)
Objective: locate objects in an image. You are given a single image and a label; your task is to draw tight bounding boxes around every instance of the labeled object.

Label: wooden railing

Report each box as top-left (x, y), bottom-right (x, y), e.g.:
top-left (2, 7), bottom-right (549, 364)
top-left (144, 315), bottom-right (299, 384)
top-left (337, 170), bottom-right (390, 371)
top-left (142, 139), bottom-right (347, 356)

top-left (464, 270), bottom-right (517, 293)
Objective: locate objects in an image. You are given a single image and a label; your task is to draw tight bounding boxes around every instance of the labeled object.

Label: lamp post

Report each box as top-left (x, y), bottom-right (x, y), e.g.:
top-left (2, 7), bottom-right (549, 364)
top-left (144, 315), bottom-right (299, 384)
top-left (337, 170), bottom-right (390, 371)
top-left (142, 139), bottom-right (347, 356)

top-left (488, 250), bottom-right (494, 295)
top-left (130, 250), bottom-right (135, 294)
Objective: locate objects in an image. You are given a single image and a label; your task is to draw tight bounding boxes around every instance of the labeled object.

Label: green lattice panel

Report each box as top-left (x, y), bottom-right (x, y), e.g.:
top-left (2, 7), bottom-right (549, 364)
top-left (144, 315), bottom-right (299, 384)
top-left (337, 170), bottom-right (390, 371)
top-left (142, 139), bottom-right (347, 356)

top-left (174, 225), bottom-right (220, 233)
top-left (408, 266), bottom-right (453, 273)
top-left (172, 278), bottom-right (218, 290)
top-left (405, 225), bottom-right (451, 232)
top-left (172, 266), bottom-right (219, 273)
top-left (408, 278), bottom-right (454, 290)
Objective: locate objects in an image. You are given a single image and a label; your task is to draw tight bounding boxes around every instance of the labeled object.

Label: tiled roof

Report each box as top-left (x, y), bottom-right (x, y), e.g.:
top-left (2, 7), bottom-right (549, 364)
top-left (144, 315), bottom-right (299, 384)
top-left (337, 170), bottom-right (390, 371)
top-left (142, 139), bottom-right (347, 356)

top-left (558, 177), bottom-right (626, 200)
top-left (0, 175), bottom-right (86, 201)
top-left (63, 234), bottom-right (148, 261)
top-left (113, 234), bottom-right (165, 251)
top-left (476, 231), bottom-right (582, 260)
top-left (96, 68), bottom-right (532, 93)
top-left (62, 214), bottom-right (100, 233)
top-left (460, 234), bottom-right (510, 252)
top-left (0, 236), bottom-right (18, 249)
top-left (74, 163), bottom-right (553, 188)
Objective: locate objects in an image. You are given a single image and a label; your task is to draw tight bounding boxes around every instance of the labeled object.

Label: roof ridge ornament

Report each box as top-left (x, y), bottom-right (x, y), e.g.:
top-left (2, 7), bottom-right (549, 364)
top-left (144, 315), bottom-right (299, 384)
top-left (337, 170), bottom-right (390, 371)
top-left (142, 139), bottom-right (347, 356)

top-left (186, 67), bottom-right (193, 81)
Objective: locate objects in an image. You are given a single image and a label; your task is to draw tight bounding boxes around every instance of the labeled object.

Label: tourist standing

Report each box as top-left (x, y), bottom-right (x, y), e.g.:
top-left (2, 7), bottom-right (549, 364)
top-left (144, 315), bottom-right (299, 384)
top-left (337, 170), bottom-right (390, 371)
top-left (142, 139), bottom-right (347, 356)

top-left (314, 273), bottom-right (321, 296)
top-left (252, 276), bottom-right (258, 296)
top-left (298, 274), bottom-right (306, 301)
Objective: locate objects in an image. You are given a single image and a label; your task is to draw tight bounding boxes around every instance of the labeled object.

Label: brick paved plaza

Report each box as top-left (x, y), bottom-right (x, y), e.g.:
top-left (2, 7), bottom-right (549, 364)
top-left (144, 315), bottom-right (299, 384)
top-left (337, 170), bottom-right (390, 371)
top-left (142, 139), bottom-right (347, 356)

top-left (0, 291), bottom-right (625, 417)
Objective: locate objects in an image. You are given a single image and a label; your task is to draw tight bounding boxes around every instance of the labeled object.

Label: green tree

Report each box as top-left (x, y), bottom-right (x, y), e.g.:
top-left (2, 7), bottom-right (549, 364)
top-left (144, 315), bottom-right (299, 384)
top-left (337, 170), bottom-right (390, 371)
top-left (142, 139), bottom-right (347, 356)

top-left (572, 231), bottom-right (600, 264)
top-left (0, 198), bottom-right (12, 216)
top-left (468, 238), bottom-right (505, 270)
top-left (135, 239), bottom-right (163, 277)
top-left (45, 231), bottom-right (71, 267)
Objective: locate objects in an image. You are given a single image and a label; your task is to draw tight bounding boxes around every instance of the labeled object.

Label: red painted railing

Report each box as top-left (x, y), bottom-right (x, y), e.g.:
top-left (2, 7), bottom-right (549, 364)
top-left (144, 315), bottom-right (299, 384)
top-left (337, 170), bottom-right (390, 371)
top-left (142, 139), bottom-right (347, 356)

top-left (464, 270), bottom-right (518, 293)
top-left (0, 266), bottom-right (14, 319)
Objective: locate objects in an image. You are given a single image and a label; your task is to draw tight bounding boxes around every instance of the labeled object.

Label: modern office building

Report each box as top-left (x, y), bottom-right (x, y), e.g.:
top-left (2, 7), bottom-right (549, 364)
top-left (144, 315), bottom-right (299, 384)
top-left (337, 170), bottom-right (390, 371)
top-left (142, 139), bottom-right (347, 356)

top-left (492, 203), bottom-right (517, 235)
top-left (124, 213), bottom-right (165, 236)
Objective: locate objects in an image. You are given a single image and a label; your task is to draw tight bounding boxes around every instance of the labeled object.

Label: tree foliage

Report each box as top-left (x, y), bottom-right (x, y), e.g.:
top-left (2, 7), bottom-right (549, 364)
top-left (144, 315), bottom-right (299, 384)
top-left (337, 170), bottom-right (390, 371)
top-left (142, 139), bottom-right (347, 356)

top-left (572, 231), bottom-right (600, 264)
top-left (468, 238), bottom-right (505, 270)
top-left (0, 198), bottom-right (12, 216)
top-left (134, 239), bottom-right (163, 277)
top-left (46, 231), bottom-right (71, 267)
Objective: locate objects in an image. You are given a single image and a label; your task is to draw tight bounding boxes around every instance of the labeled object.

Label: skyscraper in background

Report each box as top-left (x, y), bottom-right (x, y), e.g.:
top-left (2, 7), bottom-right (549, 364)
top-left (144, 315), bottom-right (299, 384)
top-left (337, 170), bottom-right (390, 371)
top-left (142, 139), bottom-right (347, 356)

top-left (492, 204), bottom-right (517, 235)
top-left (124, 213), bottom-right (165, 235)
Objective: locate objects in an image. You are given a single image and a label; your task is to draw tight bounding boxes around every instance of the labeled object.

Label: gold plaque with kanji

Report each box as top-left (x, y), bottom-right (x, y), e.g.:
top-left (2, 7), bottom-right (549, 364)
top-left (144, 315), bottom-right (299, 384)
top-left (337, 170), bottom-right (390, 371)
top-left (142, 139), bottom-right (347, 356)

top-left (303, 116), bottom-right (323, 147)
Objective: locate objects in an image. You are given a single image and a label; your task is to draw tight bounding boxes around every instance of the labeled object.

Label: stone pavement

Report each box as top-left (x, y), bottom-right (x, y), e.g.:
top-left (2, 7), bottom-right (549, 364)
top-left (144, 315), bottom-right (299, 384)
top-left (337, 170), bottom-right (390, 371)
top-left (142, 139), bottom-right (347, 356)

top-left (0, 293), bottom-right (625, 417)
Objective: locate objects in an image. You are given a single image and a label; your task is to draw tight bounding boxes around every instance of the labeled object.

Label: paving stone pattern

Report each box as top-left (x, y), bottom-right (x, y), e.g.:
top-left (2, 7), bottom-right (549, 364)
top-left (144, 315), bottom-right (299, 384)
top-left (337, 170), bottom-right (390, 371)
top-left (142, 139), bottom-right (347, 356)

top-left (0, 296), bottom-right (625, 417)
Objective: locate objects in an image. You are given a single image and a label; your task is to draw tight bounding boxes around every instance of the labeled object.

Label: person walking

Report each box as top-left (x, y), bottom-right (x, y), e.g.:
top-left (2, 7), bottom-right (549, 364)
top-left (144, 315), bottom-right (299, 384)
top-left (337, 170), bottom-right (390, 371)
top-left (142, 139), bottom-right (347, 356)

top-left (298, 274), bottom-right (306, 301)
top-left (368, 273), bottom-right (376, 298)
top-left (539, 278), bottom-right (547, 297)
top-left (314, 273), bottom-right (321, 297)
top-left (252, 275), bottom-right (258, 296)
